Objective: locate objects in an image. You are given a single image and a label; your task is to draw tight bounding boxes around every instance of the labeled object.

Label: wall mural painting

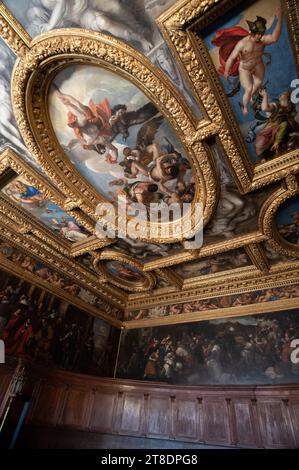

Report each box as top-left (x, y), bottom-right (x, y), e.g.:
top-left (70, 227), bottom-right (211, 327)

top-left (2, 1), bottom-right (199, 116)
top-left (0, 242), bottom-right (122, 319)
top-left (118, 309), bottom-right (299, 385)
top-left (125, 283), bottom-right (299, 320)
top-left (173, 248), bottom-right (251, 279)
top-left (49, 65), bottom-right (195, 220)
top-left (203, 0), bottom-right (299, 164)
top-left (2, 176), bottom-right (89, 242)
top-left (0, 268), bottom-right (120, 376)
top-left (277, 194), bottom-right (299, 247)
top-left (105, 260), bottom-right (146, 284)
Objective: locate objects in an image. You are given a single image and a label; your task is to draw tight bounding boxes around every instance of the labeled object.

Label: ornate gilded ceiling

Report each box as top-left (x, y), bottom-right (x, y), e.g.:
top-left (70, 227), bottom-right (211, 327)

top-left (0, 0), bottom-right (299, 329)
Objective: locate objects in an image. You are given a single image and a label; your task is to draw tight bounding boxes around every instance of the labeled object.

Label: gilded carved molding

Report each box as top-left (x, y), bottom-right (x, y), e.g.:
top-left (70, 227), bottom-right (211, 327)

top-left (157, 0), bottom-right (299, 192)
top-left (123, 297), bottom-right (299, 330)
top-left (0, 2), bottom-right (31, 55)
top-left (11, 31), bottom-right (218, 242)
top-left (125, 260), bottom-right (299, 311)
top-left (0, 2), bottom-right (299, 329)
top-left (93, 251), bottom-right (156, 292)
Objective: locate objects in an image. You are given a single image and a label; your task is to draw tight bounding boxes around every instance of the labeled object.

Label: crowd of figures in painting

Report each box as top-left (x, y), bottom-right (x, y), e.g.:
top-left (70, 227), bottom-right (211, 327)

top-left (118, 310), bottom-right (299, 385)
top-left (0, 268), bottom-right (120, 376)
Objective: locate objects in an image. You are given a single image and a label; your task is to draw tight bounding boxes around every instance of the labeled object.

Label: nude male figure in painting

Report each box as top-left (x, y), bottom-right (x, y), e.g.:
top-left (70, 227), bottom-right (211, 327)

top-left (223, 6), bottom-right (282, 115)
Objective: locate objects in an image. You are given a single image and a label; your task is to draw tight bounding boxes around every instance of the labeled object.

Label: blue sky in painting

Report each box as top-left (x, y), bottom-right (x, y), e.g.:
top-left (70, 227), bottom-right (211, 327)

top-left (203, 3), bottom-right (298, 163)
top-left (277, 196), bottom-right (299, 226)
top-left (49, 65), bottom-right (189, 206)
top-left (2, 178), bottom-right (87, 238)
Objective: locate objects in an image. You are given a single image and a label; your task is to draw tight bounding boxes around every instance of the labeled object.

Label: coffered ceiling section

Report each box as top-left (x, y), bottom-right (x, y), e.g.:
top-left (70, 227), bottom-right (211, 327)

top-left (0, 0), bottom-right (299, 326)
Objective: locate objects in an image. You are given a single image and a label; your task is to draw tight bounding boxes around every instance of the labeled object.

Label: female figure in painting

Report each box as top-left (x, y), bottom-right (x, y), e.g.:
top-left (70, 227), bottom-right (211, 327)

top-left (50, 217), bottom-right (88, 242)
top-left (5, 181), bottom-right (46, 207)
top-left (144, 349), bottom-right (159, 379)
top-left (255, 90), bottom-right (299, 160)
top-left (215, 6), bottom-right (283, 115)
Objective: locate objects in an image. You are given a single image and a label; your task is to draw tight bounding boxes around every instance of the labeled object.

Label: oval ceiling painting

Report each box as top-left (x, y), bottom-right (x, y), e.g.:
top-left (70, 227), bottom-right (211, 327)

top-left (100, 259), bottom-right (153, 292)
top-left (49, 65), bottom-right (196, 217)
top-left (276, 194), bottom-right (299, 248)
top-left (105, 260), bottom-right (146, 284)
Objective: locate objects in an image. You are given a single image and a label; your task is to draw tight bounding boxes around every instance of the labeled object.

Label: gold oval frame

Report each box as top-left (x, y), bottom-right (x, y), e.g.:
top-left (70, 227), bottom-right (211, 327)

top-left (261, 176), bottom-right (299, 258)
top-left (93, 250), bottom-right (156, 292)
top-left (11, 29), bottom-right (218, 244)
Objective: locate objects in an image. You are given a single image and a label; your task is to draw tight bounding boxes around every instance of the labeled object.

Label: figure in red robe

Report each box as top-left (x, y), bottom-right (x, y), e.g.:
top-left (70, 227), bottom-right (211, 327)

top-left (211, 7), bottom-right (283, 115)
top-left (5, 318), bottom-right (34, 356)
top-left (54, 87), bottom-right (118, 163)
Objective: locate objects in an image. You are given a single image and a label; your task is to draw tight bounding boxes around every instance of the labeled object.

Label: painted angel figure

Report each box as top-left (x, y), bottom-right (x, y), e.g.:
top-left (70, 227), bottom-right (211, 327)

top-left (55, 88), bottom-right (119, 163)
top-left (55, 87), bottom-right (159, 162)
top-left (212, 5), bottom-right (283, 115)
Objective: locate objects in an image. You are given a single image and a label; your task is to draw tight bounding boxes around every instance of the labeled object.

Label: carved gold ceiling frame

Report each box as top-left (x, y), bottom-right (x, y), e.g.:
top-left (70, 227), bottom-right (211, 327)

top-left (0, 216), bottom-right (126, 307)
top-left (0, 2), bottom-right (299, 329)
top-left (262, 174), bottom-right (299, 257)
top-left (0, 149), bottom-right (112, 256)
top-left (157, 0), bottom-right (299, 192)
top-left (93, 251), bottom-right (156, 292)
top-left (1, 153), bottom-right (299, 328)
top-left (9, 27), bottom-right (219, 243)
top-left (0, 150), bottom-right (127, 311)
top-left (0, 147), bottom-right (287, 305)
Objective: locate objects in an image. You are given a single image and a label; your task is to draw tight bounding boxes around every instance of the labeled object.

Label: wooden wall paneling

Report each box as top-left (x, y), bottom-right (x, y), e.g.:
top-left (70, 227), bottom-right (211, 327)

top-left (202, 398), bottom-right (230, 446)
top-left (146, 394), bottom-right (172, 440)
top-left (115, 392), bottom-right (145, 436)
top-left (226, 398), bottom-right (237, 446)
top-left (231, 398), bottom-right (260, 448)
top-left (3, 363), bottom-right (298, 449)
top-left (257, 398), bottom-right (295, 448)
top-left (27, 381), bottom-right (65, 427)
top-left (88, 388), bottom-right (118, 434)
top-left (288, 399), bottom-right (299, 448)
top-left (172, 396), bottom-right (199, 442)
top-left (60, 386), bottom-right (91, 430)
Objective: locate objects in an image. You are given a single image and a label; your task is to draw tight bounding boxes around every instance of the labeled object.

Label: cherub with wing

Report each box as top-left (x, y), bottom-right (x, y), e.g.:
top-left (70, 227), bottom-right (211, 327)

top-left (120, 115), bottom-right (164, 178)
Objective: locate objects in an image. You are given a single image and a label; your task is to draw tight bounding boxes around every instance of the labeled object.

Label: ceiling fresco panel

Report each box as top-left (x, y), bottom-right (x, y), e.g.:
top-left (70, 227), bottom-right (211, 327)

top-left (2, 0), bottom-right (200, 117)
top-left (201, 0), bottom-right (299, 166)
top-left (0, 0), bottom-right (299, 327)
top-left (173, 248), bottom-right (252, 280)
top-left (49, 64), bottom-right (196, 216)
top-left (1, 175), bottom-right (90, 242)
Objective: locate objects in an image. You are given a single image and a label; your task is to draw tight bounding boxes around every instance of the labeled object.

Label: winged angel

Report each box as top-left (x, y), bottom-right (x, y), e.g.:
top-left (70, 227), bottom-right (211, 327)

top-left (55, 87), bottom-right (159, 163)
